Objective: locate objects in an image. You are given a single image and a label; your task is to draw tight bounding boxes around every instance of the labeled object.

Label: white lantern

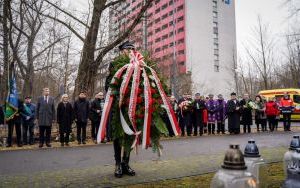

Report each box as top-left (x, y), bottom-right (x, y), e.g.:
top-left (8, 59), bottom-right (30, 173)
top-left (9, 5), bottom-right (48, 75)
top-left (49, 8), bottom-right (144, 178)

top-left (283, 148), bottom-right (300, 188)
top-left (244, 140), bottom-right (265, 185)
top-left (211, 144), bottom-right (257, 188)
top-left (283, 135), bottom-right (300, 176)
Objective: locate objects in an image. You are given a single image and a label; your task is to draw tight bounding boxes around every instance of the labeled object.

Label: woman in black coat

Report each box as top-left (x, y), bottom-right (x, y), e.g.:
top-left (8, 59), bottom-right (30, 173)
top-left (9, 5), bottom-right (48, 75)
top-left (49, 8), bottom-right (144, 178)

top-left (240, 94), bottom-right (253, 133)
top-left (57, 94), bottom-right (74, 146)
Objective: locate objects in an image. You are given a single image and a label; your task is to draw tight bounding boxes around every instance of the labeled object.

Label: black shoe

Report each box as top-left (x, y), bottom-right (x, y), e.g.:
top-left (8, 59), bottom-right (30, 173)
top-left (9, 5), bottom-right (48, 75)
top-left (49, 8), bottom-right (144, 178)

top-left (115, 164), bottom-right (123, 178)
top-left (46, 143), bottom-right (51, 147)
top-left (61, 143), bottom-right (64, 147)
top-left (82, 141), bottom-right (86, 144)
top-left (23, 142), bottom-right (28, 145)
top-left (39, 143), bottom-right (43, 148)
top-left (78, 141), bottom-right (81, 145)
top-left (193, 133), bottom-right (197, 136)
top-left (29, 142), bottom-right (34, 145)
top-left (65, 143), bottom-right (70, 146)
top-left (7, 144), bottom-right (12, 147)
top-left (17, 144), bottom-right (23, 147)
top-left (122, 163), bottom-right (135, 176)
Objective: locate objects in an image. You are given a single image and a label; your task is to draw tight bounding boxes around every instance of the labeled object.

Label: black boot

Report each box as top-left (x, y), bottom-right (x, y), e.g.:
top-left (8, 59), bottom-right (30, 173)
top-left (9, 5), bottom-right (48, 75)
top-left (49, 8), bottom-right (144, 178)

top-left (121, 162), bottom-right (135, 176)
top-left (114, 164), bottom-right (123, 178)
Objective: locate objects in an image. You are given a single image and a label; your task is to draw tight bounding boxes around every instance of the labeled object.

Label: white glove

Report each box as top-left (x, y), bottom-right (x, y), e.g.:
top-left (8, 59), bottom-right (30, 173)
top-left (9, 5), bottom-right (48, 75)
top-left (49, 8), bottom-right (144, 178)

top-left (26, 116), bottom-right (30, 120)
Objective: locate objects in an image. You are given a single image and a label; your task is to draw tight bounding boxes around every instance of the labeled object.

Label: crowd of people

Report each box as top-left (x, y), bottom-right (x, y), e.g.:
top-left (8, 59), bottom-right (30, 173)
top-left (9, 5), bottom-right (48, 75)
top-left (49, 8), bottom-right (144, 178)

top-left (0, 88), bottom-right (105, 147)
top-left (0, 87), bottom-right (296, 148)
top-left (169, 92), bottom-right (295, 138)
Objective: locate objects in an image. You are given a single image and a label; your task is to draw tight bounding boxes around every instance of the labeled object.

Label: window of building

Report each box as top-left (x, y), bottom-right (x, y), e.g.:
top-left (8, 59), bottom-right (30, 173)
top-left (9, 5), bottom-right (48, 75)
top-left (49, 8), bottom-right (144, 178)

top-left (155, 17), bottom-right (161, 23)
top-left (214, 48), bottom-right (219, 55)
top-left (169, 21), bottom-right (174, 26)
top-left (179, 61), bottom-right (185, 66)
top-left (169, 0), bottom-right (173, 6)
top-left (177, 38), bottom-right (184, 44)
top-left (213, 22), bottom-right (218, 27)
top-left (214, 65), bottom-right (220, 72)
top-left (169, 31), bottom-right (174, 37)
top-left (148, 22), bottom-right (153, 27)
top-left (155, 0), bottom-right (160, 5)
top-left (169, 42), bottom-right (174, 47)
top-left (162, 13), bottom-right (168, 20)
top-left (178, 50), bottom-right (185, 55)
top-left (162, 45), bottom-right (168, 50)
top-left (155, 8), bottom-right (160, 14)
top-left (177, 5), bottom-right (184, 12)
top-left (214, 38), bottom-right (218, 43)
top-left (213, 33), bottom-right (218, 39)
top-left (148, 41), bottom-right (153, 46)
top-left (214, 54), bottom-right (219, 61)
top-left (214, 43), bottom-right (219, 49)
top-left (177, 16), bottom-right (184, 23)
top-left (155, 37), bottom-right (161, 43)
top-left (162, 24), bottom-right (168, 30)
top-left (161, 3), bottom-right (168, 10)
top-left (213, 11), bottom-right (218, 18)
top-left (178, 27), bottom-right (184, 33)
top-left (162, 34), bottom-right (168, 40)
top-left (155, 47), bottom-right (161, 52)
top-left (155, 27), bottom-right (161, 33)
top-left (169, 10), bottom-right (174, 16)
top-left (213, 27), bottom-right (218, 34)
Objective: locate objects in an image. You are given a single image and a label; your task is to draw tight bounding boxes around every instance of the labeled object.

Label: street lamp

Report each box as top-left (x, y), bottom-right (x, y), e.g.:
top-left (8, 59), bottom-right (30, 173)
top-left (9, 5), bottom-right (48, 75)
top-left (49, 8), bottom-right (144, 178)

top-left (211, 144), bottom-right (257, 188)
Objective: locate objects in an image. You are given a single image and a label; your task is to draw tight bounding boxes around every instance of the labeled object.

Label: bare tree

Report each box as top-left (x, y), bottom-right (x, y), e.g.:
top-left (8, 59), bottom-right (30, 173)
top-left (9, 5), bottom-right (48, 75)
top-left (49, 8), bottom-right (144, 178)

top-left (243, 16), bottom-right (277, 90)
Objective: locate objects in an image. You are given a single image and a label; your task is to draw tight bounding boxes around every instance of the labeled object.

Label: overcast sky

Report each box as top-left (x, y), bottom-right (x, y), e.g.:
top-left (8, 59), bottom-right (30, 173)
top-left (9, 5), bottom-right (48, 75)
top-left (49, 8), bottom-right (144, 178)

top-left (235, 0), bottom-right (292, 57)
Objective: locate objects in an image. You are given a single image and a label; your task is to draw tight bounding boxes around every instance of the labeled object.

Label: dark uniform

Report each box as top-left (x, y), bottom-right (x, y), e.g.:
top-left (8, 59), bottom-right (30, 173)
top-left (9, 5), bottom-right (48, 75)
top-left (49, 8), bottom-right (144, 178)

top-left (192, 99), bottom-right (206, 136)
top-left (105, 41), bottom-right (136, 178)
top-left (226, 98), bottom-right (241, 134)
top-left (240, 99), bottom-right (253, 133)
top-left (178, 97), bottom-right (193, 136)
top-left (7, 99), bottom-right (24, 147)
top-left (21, 101), bottom-right (36, 145)
top-left (74, 98), bottom-right (90, 144)
top-left (89, 98), bottom-right (102, 141)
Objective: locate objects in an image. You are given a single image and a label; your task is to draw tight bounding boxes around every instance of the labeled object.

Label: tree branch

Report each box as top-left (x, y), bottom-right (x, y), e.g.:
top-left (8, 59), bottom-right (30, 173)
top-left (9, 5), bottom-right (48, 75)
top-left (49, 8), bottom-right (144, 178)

top-left (44, 0), bottom-right (90, 28)
top-left (96, 0), bottom-right (154, 62)
top-left (33, 36), bottom-right (68, 60)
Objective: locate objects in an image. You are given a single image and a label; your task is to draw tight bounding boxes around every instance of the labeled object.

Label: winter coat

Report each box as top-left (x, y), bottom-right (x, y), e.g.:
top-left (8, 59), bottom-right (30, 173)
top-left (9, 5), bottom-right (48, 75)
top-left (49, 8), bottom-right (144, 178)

top-left (74, 98), bottom-right (90, 123)
top-left (36, 96), bottom-right (55, 126)
top-left (57, 102), bottom-right (74, 133)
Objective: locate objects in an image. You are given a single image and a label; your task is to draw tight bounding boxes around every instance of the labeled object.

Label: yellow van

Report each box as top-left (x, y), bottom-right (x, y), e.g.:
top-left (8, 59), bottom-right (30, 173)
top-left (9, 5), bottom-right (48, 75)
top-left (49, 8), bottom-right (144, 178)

top-left (258, 88), bottom-right (300, 120)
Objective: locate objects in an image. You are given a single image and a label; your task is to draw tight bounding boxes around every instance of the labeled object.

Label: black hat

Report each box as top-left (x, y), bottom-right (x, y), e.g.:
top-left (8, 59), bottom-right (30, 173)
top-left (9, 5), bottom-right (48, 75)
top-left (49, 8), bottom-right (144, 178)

top-left (195, 93), bottom-right (200, 96)
top-left (231, 92), bottom-right (237, 96)
top-left (244, 139), bottom-right (260, 158)
top-left (118, 41), bottom-right (135, 51)
top-left (25, 96), bottom-right (32, 99)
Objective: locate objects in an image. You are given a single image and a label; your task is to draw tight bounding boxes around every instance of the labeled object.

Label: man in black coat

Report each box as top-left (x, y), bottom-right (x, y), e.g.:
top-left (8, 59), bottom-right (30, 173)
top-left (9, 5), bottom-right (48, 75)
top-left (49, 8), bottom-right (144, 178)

top-left (36, 88), bottom-right (56, 148)
top-left (192, 93), bottom-right (206, 136)
top-left (89, 92), bottom-right (103, 143)
top-left (240, 93), bottom-right (253, 133)
top-left (226, 92), bottom-right (241, 134)
top-left (74, 91), bottom-right (90, 145)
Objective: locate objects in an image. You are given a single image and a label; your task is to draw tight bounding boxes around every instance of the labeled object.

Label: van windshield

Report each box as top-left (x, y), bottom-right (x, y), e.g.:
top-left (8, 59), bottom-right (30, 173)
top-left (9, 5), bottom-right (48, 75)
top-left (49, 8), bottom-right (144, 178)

top-left (294, 95), bottom-right (300, 104)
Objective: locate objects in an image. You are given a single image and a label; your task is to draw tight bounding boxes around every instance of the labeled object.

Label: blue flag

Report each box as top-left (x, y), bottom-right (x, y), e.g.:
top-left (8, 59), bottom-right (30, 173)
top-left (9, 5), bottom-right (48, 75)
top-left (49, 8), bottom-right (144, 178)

top-left (5, 76), bottom-right (19, 120)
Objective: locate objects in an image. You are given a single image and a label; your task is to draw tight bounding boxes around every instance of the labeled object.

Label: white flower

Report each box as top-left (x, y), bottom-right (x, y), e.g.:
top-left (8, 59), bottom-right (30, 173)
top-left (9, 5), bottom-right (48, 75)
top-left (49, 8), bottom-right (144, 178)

top-left (151, 82), bottom-right (156, 87)
top-left (149, 75), bottom-right (155, 80)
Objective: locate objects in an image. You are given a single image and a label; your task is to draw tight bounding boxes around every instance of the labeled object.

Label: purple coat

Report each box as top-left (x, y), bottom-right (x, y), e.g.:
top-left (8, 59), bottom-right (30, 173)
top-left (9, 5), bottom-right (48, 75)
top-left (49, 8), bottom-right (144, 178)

top-left (206, 99), bottom-right (218, 123)
top-left (215, 99), bottom-right (227, 122)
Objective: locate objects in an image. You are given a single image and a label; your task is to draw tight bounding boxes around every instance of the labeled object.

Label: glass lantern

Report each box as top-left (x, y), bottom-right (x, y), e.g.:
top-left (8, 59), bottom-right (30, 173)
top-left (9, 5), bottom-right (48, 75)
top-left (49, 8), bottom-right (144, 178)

top-left (243, 140), bottom-right (265, 186)
top-left (283, 148), bottom-right (300, 188)
top-left (211, 144), bottom-right (257, 188)
top-left (283, 135), bottom-right (300, 176)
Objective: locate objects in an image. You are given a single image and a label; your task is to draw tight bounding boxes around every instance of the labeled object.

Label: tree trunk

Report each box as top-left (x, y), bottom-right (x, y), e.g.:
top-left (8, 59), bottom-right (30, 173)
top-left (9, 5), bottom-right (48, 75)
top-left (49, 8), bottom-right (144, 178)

top-left (1, 0), bottom-right (10, 102)
top-left (74, 0), bottom-right (105, 98)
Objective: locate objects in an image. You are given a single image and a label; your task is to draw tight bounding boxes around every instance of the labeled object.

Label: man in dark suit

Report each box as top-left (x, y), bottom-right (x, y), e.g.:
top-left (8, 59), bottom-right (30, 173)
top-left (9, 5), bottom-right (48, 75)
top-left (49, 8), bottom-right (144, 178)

top-left (226, 92), bottom-right (241, 134)
top-left (36, 88), bottom-right (55, 148)
top-left (74, 91), bottom-right (90, 145)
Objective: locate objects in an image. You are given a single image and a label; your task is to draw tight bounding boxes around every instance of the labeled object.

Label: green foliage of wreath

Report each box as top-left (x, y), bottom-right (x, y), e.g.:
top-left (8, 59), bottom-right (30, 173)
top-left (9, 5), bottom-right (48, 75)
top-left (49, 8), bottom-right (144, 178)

top-left (107, 53), bottom-right (171, 154)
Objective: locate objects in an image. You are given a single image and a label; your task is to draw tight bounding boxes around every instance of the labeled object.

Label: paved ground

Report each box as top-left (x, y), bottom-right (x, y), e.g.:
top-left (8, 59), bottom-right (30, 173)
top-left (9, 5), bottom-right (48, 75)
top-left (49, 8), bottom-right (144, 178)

top-left (0, 123), bottom-right (300, 187)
